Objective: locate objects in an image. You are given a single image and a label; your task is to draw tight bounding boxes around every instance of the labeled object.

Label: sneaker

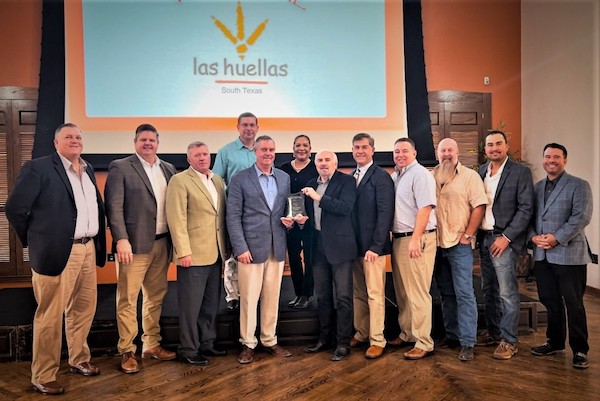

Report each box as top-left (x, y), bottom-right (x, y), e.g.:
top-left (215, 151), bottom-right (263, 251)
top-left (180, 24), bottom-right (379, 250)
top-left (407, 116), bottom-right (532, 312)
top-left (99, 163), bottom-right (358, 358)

top-left (530, 343), bottom-right (565, 356)
top-left (458, 346), bottom-right (474, 361)
top-left (573, 352), bottom-right (589, 369)
top-left (476, 334), bottom-right (500, 347)
top-left (492, 340), bottom-right (518, 360)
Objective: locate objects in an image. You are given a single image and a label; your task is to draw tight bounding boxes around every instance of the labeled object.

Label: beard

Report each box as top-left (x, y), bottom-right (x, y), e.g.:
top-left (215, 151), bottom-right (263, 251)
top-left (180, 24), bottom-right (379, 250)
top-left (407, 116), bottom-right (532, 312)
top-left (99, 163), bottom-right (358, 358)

top-left (435, 159), bottom-right (457, 186)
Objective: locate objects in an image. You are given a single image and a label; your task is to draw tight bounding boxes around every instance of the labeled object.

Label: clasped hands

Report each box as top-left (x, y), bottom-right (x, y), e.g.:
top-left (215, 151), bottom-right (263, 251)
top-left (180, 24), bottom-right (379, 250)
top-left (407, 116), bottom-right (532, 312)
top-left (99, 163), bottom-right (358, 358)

top-left (532, 233), bottom-right (558, 250)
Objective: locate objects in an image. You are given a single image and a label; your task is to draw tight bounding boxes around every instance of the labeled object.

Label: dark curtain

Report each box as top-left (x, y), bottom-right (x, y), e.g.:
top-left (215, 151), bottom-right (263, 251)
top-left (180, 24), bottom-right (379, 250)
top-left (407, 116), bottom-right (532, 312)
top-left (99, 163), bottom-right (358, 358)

top-left (404, 0), bottom-right (435, 164)
top-left (33, 0), bottom-right (65, 159)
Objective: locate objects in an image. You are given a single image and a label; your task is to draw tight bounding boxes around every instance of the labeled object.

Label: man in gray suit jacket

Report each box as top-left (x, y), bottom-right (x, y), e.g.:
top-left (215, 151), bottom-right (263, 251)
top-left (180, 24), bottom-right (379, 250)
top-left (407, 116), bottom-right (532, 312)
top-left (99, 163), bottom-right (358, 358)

top-left (477, 131), bottom-right (534, 360)
top-left (226, 135), bottom-right (294, 364)
top-left (529, 143), bottom-right (592, 369)
top-left (105, 124), bottom-right (177, 373)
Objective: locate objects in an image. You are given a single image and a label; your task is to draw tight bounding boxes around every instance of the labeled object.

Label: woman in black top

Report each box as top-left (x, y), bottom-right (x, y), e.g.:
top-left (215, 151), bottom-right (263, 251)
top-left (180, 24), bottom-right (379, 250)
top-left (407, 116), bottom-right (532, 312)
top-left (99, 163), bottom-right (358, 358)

top-left (279, 135), bottom-right (318, 309)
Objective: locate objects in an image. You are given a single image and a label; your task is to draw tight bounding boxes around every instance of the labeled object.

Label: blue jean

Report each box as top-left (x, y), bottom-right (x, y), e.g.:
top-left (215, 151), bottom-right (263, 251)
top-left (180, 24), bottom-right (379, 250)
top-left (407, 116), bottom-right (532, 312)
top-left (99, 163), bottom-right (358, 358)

top-left (434, 243), bottom-right (478, 346)
top-left (479, 232), bottom-right (520, 344)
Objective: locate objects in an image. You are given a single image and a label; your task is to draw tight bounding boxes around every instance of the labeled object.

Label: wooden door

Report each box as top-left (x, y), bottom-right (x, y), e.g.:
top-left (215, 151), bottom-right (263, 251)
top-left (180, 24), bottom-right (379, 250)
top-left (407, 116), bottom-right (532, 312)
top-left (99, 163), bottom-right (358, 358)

top-left (0, 87), bottom-right (37, 281)
top-left (428, 90), bottom-right (491, 169)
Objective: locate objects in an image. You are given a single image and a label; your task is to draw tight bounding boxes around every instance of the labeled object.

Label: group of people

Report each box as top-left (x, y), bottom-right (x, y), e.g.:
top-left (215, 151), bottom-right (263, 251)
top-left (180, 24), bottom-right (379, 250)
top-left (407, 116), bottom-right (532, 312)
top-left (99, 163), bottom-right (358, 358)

top-left (5, 114), bottom-right (593, 395)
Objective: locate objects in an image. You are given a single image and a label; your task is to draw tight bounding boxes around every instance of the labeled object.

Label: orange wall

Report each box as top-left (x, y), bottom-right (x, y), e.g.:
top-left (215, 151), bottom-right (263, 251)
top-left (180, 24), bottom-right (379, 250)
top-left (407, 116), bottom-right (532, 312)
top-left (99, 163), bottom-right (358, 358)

top-left (423, 0), bottom-right (521, 150)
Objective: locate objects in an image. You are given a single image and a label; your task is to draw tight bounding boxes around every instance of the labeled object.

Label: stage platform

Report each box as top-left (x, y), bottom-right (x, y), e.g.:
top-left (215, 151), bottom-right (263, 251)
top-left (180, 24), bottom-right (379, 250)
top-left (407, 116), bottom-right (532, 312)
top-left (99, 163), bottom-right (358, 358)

top-left (0, 274), bottom-right (540, 362)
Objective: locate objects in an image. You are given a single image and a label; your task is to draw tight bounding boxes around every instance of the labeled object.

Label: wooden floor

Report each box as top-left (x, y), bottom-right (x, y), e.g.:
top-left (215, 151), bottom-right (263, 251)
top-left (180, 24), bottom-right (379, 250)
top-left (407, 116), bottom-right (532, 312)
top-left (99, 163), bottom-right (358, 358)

top-left (1, 280), bottom-right (599, 401)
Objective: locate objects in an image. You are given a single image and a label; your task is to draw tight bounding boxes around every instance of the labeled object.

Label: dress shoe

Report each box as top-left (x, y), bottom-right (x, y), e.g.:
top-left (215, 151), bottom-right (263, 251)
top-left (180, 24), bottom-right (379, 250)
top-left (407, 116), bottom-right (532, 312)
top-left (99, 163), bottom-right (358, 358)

top-left (69, 362), bottom-right (100, 376)
top-left (32, 381), bottom-right (65, 395)
top-left (304, 341), bottom-right (331, 353)
top-left (264, 344), bottom-right (292, 357)
top-left (288, 296), bottom-right (300, 307)
top-left (238, 345), bottom-right (254, 364)
top-left (120, 352), bottom-right (140, 374)
top-left (404, 347), bottom-right (433, 360)
top-left (530, 342), bottom-right (565, 356)
top-left (142, 345), bottom-right (176, 361)
top-left (227, 299), bottom-right (240, 312)
top-left (350, 337), bottom-right (367, 348)
top-left (387, 337), bottom-right (413, 348)
top-left (179, 354), bottom-right (209, 365)
top-left (201, 347), bottom-right (227, 357)
top-left (458, 346), bottom-right (474, 361)
top-left (331, 346), bottom-right (350, 361)
top-left (293, 296), bottom-right (311, 309)
top-left (365, 345), bottom-right (384, 359)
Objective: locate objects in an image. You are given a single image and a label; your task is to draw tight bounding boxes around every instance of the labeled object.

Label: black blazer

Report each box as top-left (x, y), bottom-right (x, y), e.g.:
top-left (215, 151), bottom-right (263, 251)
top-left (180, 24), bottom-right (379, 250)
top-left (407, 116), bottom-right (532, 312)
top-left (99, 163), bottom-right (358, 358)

top-left (352, 164), bottom-right (395, 256)
top-left (478, 158), bottom-right (534, 252)
top-left (305, 171), bottom-right (358, 265)
top-left (5, 152), bottom-right (106, 276)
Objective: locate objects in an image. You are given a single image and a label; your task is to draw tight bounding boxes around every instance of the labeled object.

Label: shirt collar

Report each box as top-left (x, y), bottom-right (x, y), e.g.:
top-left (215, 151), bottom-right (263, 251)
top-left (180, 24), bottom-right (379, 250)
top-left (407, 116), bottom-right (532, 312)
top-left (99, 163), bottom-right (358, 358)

top-left (254, 164), bottom-right (273, 177)
top-left (486, 156), bottom-right (509, 176)
top-left (356, 160), bottom-right (373, 173)
top-left (191, 166), bottom-right (214, 181)
top-left (135, 152), bottom-right (161, 168)
top-left (57, 152), bottom-right (87, 172)
top-left (236, 137), bottom-right (254, 150)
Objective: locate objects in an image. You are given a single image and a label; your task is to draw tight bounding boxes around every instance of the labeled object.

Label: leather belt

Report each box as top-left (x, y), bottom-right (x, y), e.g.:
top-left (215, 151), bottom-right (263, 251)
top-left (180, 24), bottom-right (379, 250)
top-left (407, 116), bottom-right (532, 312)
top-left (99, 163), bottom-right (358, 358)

top-left (73, 237), bottom-right (92, 244)
top-left (393, 229), bottom-right (436, 239)
top-left (155, 232), bottom-right (169, 240)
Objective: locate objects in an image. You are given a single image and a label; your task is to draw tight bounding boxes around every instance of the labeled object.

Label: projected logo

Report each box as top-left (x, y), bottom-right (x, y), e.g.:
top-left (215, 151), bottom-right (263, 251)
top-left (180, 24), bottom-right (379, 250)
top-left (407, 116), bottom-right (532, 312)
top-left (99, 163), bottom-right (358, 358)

top-left (211, 1), bottom-right (268, 60)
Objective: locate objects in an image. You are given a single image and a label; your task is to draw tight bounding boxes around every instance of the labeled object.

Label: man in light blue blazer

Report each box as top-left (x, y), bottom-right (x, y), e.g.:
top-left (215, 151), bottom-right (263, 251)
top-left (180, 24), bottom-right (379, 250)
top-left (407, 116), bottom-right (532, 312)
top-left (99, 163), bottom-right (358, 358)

top-left (226, 135), bottom-right (294, 364)
top-left (529, 143), bottom-right (592, 369)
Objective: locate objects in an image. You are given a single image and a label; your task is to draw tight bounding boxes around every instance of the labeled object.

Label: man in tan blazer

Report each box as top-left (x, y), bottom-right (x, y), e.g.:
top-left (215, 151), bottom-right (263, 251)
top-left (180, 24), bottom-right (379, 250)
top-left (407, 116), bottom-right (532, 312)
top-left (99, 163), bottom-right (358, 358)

top-left (166, 141), bottom-right (230, 365)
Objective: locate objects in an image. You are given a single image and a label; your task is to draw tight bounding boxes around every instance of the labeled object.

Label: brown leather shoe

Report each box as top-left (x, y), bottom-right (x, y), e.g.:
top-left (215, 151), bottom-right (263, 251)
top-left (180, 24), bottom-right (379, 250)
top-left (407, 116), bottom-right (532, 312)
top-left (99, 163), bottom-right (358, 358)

top-left (350, 337), bottom-right (367, 347)
top-left (404, 347), bottom-right (433, 360)
top-left (120, 352), bottom-right (140, 374)
top-left (388, 337), bottom-right (412, 347)
top-left (264, 344), bottom-right (292, 357)
top-left (69, 362), bottom-right (100, 376)
top-left (238, 345), bottom-right (254, 364)
top-left (32, 381), bottom-right (65, 395)
top-left (142, 345), bottom-right (176, 361)
top-left (365, 345), bottom-right (384, 359)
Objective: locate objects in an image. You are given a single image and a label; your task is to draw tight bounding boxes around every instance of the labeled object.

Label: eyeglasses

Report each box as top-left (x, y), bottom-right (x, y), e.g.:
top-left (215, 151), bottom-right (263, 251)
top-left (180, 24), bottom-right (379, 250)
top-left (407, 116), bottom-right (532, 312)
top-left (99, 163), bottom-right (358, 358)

top-left (239, 123), bottom-right (257, 128)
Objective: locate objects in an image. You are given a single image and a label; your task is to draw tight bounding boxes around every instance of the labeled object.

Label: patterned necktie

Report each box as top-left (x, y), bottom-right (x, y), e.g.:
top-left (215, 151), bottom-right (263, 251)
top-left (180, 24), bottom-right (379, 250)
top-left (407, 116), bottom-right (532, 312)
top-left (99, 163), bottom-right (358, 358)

top-left (354, 168), bottom-right (360, 186)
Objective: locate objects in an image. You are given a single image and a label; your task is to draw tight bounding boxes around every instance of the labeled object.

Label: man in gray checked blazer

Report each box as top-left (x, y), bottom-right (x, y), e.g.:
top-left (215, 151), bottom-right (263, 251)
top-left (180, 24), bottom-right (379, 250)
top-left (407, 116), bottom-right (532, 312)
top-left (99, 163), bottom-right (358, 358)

top-left (226, 135), bottom-right (295, 364)
top-left (529, 143), bottom-right (593, 369)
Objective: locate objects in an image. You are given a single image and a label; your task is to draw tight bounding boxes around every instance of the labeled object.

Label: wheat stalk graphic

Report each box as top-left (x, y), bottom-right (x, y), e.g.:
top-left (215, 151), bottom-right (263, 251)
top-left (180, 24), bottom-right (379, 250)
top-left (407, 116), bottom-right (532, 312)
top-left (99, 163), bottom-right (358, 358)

top-left (211, 1), bottom-right (268, 60)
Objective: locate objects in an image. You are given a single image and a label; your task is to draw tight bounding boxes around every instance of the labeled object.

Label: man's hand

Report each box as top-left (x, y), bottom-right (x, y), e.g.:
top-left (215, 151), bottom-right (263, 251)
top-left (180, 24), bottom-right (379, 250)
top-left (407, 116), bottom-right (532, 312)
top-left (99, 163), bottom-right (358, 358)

top-left (408, 237), bottom-right (422, 259)
top-left (301, 187), bottom-right (322, 202)
top-left (281, 217), bottom-right (294, 229)
top-left (293, 214), bottom-right (309, 225)
top-left (364, 250), bottom-right (379, 262)
top-left (237, 251), bottom-right (253, 264)
top-left (178, 255), bottom-right (193, 268)
top-left (532, 234), bottom-right (555, 250)
top-left (116, 239), bottom-right (134, 264)
top-left (490, 236), bottom-right (510, 257)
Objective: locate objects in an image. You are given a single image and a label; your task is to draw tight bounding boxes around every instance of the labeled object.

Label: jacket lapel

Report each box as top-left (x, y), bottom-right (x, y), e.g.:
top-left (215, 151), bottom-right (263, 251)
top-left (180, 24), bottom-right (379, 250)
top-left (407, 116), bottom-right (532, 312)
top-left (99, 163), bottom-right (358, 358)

top-left (494, 160), bottom-right (512, 202)
top-left (52, 153), bottom-right (75, 203)
top-left (187, 167), bottom-right (217, 211)
top-left (543, 173), bottom-right (570, 215)
top-left (130, 156), bottom-right (155, 197)
top-left (357, 165), bottom-right (375, 190)
top-left (248, 168), bottom-right (270, 208)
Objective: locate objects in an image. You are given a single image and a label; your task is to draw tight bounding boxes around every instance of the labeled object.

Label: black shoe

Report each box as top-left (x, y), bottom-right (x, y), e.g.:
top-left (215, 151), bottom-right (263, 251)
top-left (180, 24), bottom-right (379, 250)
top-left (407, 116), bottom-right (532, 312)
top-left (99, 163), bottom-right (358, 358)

top-left (304, 341), bottom-right (331, 353)
top-left (331, 346), bottom-right (350, 361)
top-left (179, 354), bottom-right (209, 365)
top-left (201, 347), bottom-right (227, 357)
top-left (288, 296), bottom-right (300, 307)
top-left (530, 343), bottom-right (565, 356)
top-left (227, 300), bottom-right (239, 312)
top-left (573, 352), bottom-right (589, 369)
top-left (436, 337), bottom-right (461, 349)
top-left (294, 296), bottom-right (312, 309)
top-left (458, 346), bottom-right (474, 361)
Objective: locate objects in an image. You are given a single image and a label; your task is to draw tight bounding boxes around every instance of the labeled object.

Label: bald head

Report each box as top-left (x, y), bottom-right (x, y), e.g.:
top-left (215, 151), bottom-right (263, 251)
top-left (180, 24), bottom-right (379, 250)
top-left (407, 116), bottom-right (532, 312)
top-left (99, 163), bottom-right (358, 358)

top-left (315, 150), bottom-right (338, 180)
top-left (437, 138), bottom-right (459, 165)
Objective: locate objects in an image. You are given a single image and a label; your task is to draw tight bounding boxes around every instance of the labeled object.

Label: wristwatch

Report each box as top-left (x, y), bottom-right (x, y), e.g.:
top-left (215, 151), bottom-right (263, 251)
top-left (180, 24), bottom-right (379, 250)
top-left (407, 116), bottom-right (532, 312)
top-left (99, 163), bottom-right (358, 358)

top-left (464, 233), bottom-right (476, 241)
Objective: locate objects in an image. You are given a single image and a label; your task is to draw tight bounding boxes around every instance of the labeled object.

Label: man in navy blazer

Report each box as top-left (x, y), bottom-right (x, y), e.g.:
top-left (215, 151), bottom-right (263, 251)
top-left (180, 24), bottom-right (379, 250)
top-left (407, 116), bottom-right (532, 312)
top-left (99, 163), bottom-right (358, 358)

top-left (477, 131), bottom-right (534, 360)
top-left (226, 135), bottom-right (293, 364)
top-left (349, 133), bottom-right (394, 359)
top-left (302, 150), bottom-right (358, 361)
top-left (529, 143), bottom-right (593, 369)
top-left (6, 123), bottom-right (106, 395)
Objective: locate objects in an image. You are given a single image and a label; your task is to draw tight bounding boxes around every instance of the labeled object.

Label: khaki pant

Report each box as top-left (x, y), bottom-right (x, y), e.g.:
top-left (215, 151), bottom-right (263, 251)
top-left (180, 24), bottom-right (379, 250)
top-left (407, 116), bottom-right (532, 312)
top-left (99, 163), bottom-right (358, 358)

top-left (116, 237), bottom-right (170, 354)
top-left (352, 255), bottom-right (387, 347)
top-left (391, 231), bottom-right (437, 351)
top-left (237, 253), bottom-right (284, 348)
top-left (31, 241), bottom-right (97, 384)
